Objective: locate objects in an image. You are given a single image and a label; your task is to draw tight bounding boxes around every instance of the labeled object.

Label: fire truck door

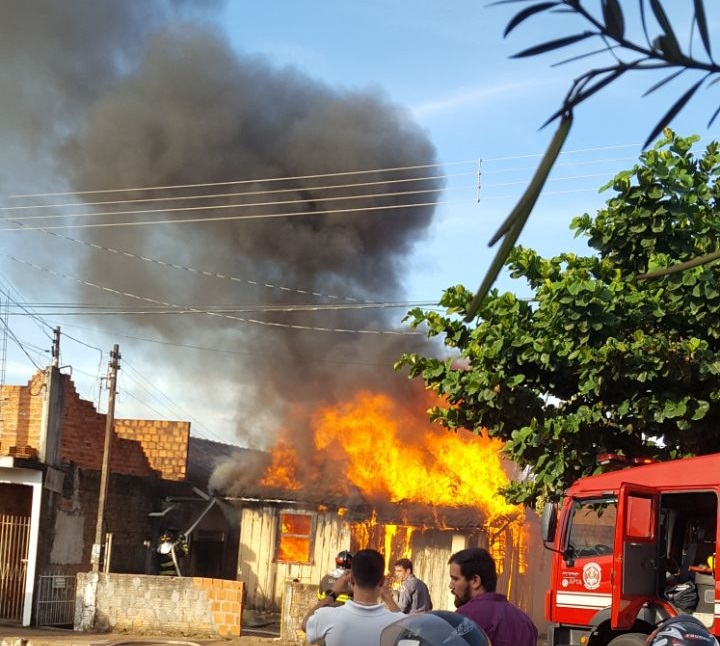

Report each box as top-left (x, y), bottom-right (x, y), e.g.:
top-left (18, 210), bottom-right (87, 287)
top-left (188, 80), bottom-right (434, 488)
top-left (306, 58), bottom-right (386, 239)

top-left (611, 483), bottom-right (660, 630)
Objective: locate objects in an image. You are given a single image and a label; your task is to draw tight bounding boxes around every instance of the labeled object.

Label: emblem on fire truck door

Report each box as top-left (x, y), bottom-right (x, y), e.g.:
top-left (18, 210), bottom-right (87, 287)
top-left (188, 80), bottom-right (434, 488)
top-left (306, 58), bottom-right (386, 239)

top-left (582, 562), bottom-right (601, 590)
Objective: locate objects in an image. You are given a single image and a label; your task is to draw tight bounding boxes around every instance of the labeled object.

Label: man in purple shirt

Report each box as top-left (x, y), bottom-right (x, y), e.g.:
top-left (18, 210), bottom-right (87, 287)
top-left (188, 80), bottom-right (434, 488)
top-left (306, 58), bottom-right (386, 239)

top-left (448, 548), bottom-right (538, 646)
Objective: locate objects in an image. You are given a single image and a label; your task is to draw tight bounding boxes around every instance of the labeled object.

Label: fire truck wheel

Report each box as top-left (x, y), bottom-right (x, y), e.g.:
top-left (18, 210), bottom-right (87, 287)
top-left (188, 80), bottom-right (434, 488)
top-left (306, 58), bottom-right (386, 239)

top-left (608, 633), bottom-right (648, 646)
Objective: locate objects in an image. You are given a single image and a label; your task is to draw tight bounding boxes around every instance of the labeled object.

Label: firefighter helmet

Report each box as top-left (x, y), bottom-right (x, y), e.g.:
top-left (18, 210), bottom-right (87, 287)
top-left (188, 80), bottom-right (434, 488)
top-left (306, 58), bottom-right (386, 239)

top-left (335, 550), bottom-right (353, 569)
top-left (647, 616), bottom-right (719, 646)
top-left (380, 611), bottom-right (490, 646)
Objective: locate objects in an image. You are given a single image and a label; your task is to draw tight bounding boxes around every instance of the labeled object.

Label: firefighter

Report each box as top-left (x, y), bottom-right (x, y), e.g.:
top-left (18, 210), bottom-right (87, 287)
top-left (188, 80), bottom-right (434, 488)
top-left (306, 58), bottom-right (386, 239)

top-left (318, 550), bottom-right (353, 604)
top-left (156, 528), bottom-right (189, 576)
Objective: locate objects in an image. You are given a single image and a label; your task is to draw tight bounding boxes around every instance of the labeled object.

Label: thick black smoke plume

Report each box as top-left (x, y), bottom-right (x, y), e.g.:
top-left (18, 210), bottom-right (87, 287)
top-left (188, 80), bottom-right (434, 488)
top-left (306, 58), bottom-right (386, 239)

top-left (3, 2), bottom-right (443, 451)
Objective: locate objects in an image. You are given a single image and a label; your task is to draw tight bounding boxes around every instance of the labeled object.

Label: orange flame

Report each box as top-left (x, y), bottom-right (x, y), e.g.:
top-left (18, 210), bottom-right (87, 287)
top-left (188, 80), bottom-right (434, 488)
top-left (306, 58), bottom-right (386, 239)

top-left (312, 391), bottom-right (520, 525)
top-left (261, 438), bottom-right (301, 490)
top-left (261, 390), bottom-right (526, 555)
top-left (276, 512), bottom-right (313, 563)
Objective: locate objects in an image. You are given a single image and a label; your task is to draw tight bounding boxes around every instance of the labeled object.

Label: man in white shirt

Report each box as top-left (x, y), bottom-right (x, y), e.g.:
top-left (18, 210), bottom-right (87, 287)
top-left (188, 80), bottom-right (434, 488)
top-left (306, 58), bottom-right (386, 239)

top-left (302, 548), bottom-right (404, 646)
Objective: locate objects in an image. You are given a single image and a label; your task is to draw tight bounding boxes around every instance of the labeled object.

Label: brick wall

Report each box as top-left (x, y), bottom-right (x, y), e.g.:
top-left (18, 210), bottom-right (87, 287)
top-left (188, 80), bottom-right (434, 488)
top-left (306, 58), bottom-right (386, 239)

top-left (0, 371), bottom-right (189, 481)
top-left (0, 371), bottom-right (45, 456)
top-left (115, 419), bottom-right (189, 481)
top-left (76, 573), bottom-right (244, 638)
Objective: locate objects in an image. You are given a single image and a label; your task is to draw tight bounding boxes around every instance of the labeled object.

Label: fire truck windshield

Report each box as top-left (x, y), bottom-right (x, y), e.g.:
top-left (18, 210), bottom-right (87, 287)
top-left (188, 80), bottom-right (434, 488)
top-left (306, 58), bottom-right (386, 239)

top-left (566, 497), bottom-right (617, 559)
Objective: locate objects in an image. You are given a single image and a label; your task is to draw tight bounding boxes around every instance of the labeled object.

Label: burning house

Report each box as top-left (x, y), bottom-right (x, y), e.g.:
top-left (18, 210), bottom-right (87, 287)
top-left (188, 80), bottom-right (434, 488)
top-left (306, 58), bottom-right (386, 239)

top-left (211, 390), bottom-right (549, 632)
top-left (2, 4), bottom-right (552, 636)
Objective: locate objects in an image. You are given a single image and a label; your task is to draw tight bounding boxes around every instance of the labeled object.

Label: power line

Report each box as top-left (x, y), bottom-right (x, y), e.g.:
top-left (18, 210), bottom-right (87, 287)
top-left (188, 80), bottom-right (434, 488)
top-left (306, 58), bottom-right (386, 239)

top-left (3, 224), bottom-right (382, 307)
top-left (0, 149), bottom-right (640, 316)
top-left (0, 171), bottom-right (464, 212)
top-left (0, 317), bottom-right (44, 370)
top-left (0, 152), bottom-right (636, 215)
top-left (121, 360), bottom-right (231, 444)
top-left (51, 321), bottom-right (403, 367)
top-left (6, 141), bottom-right (646, 200)
top-left (0, 301), bottom-right (440, 315)
top-left (8, 160), bottom-right (466, 199)
top-left (0, 252), bottom-right (423, 336)
top-left (1, 183), bottom-right (453, 224)
top-left (0, 198), bottom-right (465, 233)
top-left (0, 169), bottom-right (622, 225)
top-left (1, 153), bottom-right (646, 225)
top-left (0, 160), bottom-right (650, 233)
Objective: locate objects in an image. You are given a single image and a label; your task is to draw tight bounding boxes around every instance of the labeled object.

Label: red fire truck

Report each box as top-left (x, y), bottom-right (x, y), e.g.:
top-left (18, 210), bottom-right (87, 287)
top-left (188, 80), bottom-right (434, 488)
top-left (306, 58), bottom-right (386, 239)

top-left (540, 452), bottom-right (719, 646)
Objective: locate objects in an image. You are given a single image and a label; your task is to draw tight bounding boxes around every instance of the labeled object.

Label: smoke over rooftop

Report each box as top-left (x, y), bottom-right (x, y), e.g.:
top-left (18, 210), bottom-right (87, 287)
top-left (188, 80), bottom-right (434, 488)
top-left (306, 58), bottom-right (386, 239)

top-left (3, 1), bottom-right (443, 450)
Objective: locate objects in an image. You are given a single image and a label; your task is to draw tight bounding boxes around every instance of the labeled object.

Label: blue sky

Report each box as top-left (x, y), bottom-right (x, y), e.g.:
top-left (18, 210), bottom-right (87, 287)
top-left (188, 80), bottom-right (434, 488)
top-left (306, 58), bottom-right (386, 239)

top-left (220, 0), bottom-right (717, 299)
top-left (1, 1), bottom-right (718, 446)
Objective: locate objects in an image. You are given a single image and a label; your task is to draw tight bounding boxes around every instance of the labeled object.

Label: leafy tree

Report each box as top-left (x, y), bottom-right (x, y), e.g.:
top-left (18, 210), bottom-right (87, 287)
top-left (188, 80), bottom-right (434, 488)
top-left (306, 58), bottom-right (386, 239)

top-left (469, 0), bottom-right (720, 318)
top-left (398, 131), bottom-right (720, 506)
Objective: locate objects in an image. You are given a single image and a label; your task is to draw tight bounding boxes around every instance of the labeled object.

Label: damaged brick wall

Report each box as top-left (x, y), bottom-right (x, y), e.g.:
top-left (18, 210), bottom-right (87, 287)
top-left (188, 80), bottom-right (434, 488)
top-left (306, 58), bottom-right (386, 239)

top-left (0, 370), bottom-right (190, 480)
top-left (0, 371), bottom-right (44, 457)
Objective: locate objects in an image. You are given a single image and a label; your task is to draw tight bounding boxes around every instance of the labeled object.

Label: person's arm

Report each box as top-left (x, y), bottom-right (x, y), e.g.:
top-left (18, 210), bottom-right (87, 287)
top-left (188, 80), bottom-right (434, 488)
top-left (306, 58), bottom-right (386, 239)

top-left (396, 580), bottom-right (412, 613)
top-left (301, 570), bottom-right (352, 634)
top-left (380, 583), bottom-right (401, 612)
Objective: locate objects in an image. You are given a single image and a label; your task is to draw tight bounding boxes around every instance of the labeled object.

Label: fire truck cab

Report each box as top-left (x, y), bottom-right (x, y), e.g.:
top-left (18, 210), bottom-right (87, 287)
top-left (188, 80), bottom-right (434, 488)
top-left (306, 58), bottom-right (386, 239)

top-left (541, 452), bottom-right (720, 646)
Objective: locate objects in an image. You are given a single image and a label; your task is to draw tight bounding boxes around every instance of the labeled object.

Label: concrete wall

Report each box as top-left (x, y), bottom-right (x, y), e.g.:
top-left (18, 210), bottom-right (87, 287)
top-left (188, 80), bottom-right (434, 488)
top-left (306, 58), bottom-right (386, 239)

top-left (76, 572), bottom-right (244, 638)
top-left (281, 581), bottom-right (317, 644)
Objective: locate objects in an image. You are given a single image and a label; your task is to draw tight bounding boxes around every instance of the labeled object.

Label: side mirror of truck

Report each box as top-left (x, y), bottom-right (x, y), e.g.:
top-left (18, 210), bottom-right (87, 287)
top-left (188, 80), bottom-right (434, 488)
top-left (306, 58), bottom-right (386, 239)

top-left (540, 501), bottom-right (558, 543)
top-left (563, 544), bottom-right (576, 567)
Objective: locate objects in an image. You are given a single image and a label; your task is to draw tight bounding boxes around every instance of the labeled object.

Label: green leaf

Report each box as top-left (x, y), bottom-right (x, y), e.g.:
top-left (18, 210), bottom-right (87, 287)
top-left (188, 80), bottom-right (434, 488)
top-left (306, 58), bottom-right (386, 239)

top-left (643, 79), bottom-right (707, 148)
top-left (663, 399), bottom-right (687, 419)
top-left (649, 0), bottom-right (682, 60)
top-left (693, 0), bottom-right (712, 58)
top-left (602, 0), bottom-right (625, 40)
top-left (642, 69), bottom-right (686, 97)
top-left (504, 2), bottom-right (559, 37)
top-left (511, 32), bottom-right (595, 58)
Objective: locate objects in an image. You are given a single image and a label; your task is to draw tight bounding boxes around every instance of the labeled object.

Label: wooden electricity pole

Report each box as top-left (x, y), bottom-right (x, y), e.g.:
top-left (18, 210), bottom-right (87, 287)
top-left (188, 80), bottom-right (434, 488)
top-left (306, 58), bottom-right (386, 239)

top-left (91, 344), bottom-right (120, 572)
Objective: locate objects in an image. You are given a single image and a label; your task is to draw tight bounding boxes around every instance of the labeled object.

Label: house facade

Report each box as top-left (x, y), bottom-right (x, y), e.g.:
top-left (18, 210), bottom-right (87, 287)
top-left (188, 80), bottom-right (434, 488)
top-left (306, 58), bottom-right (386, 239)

top-left (231, 495), bottom-right (549, 630)
top-left (0, 366), bottom-right (239, 626)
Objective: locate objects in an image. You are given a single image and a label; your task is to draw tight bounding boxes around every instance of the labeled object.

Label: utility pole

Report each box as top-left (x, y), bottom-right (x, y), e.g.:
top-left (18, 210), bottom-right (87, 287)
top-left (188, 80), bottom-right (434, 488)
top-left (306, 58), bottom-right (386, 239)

top-left (51, 327), bottom-right (60, 367)
top-left (91, 344), bottom-right (120, 572)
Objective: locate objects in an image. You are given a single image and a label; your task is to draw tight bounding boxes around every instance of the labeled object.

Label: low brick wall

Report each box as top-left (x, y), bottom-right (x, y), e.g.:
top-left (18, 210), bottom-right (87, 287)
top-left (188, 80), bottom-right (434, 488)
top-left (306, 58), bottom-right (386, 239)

top-left (75, 572), bottom-right (243, 638)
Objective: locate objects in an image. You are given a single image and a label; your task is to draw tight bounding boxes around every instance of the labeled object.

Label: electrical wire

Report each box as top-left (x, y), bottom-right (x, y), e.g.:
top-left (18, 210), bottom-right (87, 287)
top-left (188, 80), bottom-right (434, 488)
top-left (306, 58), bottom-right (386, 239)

top-left (1, 183), bottom-right (452, 224)
top-left (0, 171), bottom-right (465, 212)
top-left (0, 317), bottom-right (44, 370)
top-left (50, 320), bottom-right (404, 367)
top-left (0, 152), bottom-right (636, 215)
top-left (0, 152), bottom-right (632, 314)
top-left (6, 141), bottom-right (647, 200)
top-left (0, 169), bottom-right (621, 225)
top-left (0, 252), bottom-right (424, 336)
top-left (0, 301), bottom-right (440, 315)
top-left (0, 198), bottom-right (466, 232)
top-left (0, 277), bottom-right (55, 339)
top-left (121, 360), bottom-right (231, 443)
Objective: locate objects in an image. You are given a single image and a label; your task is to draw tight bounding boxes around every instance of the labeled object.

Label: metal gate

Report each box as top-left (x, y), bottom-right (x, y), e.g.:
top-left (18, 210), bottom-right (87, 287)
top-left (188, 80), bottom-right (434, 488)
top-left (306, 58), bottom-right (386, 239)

top-left (35, 572), bottom-right (77, 626)
top-left (0, 513), bottom-right (30, 623)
